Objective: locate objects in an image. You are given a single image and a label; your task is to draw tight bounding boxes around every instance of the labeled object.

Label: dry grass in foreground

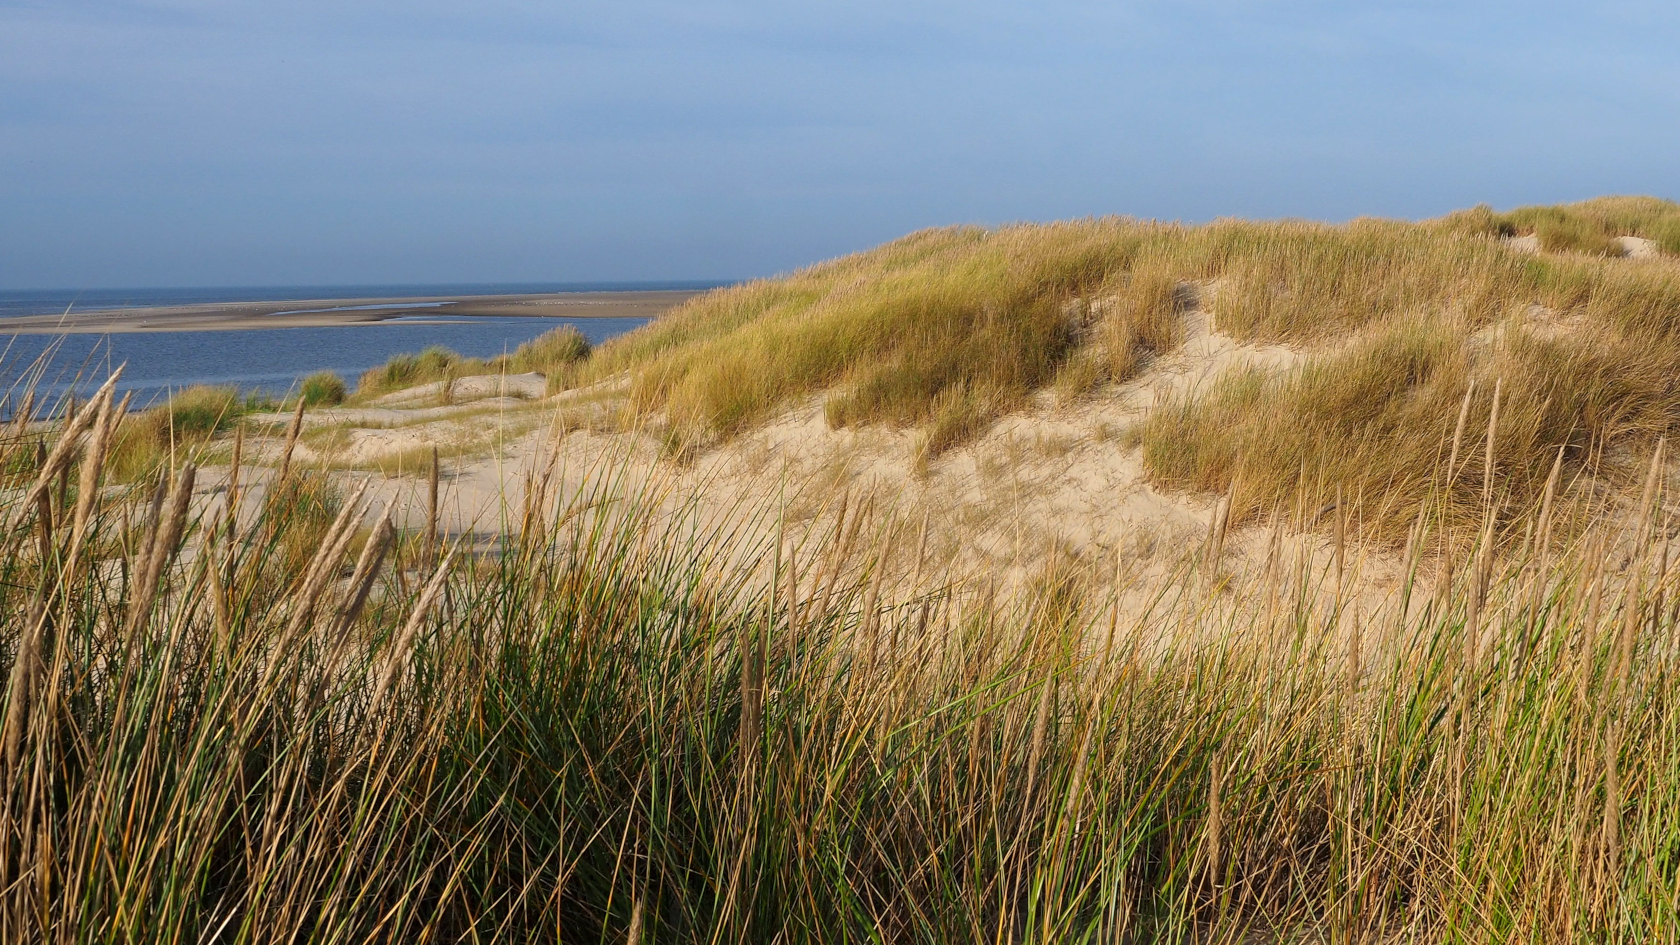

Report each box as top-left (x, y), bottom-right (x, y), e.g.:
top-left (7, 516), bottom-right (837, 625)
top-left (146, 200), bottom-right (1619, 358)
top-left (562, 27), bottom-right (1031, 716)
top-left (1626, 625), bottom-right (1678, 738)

top-left (4, 373), bottom-right (1680, 942)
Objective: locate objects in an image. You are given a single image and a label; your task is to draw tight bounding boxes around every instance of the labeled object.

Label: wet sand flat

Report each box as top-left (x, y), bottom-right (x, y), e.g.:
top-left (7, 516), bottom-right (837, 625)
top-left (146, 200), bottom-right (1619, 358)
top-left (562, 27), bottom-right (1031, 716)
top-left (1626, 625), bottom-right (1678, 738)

top-left (0, 289), bottom-right (704, 334)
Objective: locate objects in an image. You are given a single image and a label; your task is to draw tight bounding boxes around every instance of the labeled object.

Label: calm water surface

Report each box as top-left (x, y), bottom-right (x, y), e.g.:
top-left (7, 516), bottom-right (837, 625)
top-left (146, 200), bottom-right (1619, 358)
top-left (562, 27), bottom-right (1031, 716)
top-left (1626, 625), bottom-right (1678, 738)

top-left (0, 283), bottom-right (713, 407)
top-left (0, 282), bottom-right (716, 320)
top-left (0, 318), bottom-right (648, 407)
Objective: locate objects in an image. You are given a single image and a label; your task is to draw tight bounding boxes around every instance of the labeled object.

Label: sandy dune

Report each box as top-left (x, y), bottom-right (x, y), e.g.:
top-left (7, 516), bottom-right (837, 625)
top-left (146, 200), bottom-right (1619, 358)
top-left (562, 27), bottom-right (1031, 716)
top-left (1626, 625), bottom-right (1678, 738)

top-left (196, 291), bottom-right (1423, 630)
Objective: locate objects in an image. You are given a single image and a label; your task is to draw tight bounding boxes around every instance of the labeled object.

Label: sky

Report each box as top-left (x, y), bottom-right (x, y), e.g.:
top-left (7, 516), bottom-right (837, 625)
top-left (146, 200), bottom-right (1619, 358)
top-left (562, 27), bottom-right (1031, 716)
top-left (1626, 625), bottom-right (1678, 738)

top-left (2, 1), bottom-right (1677, 289)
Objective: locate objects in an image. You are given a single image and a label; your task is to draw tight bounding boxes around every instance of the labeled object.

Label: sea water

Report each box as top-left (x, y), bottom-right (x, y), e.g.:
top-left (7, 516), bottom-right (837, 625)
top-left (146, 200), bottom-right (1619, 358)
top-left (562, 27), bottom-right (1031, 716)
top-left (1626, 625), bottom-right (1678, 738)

top-left (0, 282), bottom-right (715, 320)
top-left (0, 282), bottom-right (718, 407)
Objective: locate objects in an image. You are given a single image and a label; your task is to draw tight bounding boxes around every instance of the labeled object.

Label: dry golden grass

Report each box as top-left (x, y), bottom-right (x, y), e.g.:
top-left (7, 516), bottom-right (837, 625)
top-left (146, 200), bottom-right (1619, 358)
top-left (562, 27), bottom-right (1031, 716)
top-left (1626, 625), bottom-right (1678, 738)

top-left (106, 385), bottom-right (245, 481)
top-left (1144, 259), bottom-right (1680, 539)
top-left (576, 196), bottom-right (1680, 537)
top-left (1440, 194), bottom-right (1680, 255)
top-left (585, 220), bottom-right (1203, 455)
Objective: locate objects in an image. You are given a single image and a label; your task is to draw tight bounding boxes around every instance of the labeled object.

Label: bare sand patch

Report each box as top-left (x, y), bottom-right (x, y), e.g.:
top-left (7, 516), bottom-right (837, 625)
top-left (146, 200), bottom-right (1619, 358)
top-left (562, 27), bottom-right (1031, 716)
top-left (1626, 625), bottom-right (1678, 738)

top-left (1616, 235), bottom-right (1661, 259)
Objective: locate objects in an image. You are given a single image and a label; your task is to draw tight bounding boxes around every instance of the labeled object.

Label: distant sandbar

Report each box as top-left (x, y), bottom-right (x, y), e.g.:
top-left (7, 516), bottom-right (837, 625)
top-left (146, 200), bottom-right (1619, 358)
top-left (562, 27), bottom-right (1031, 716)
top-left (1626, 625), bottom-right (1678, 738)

top-left (0, 289), bottom-right (704, 335)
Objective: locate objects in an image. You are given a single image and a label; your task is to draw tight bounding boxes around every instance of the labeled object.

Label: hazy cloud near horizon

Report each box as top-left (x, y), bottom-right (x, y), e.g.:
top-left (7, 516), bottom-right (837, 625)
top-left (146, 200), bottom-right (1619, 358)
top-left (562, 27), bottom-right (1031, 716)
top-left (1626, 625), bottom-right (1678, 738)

top-left (2, 0), bottom-right (1676, 288)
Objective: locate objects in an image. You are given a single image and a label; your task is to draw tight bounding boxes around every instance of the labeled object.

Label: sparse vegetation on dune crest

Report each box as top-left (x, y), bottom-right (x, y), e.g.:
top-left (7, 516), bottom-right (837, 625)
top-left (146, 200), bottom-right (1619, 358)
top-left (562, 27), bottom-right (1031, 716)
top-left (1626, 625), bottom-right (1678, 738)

top-left (352, 325), bottom-right (593, 399)
top-left (571, 196), bottom-right (1680, 533)
top-left (587, 220), bottom-right (1204, 453)
top-left (1441, 194), bottom-right (1680, 256)
top-left (6, 371), bottom-right (1680, 941)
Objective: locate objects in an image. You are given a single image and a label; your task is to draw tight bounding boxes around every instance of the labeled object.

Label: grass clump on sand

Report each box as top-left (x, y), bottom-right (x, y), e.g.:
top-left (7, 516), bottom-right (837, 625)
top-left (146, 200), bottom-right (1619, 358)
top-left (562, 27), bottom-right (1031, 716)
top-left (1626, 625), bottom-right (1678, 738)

top-left (8, 376), bottom-right (1680, 942)
top-left (261, 467), bottom-right (347, 575)
top-left (580, 195), bottom-right (1680, 532)
top-left (506, 323), bottom-right (591, 375)
top-left (353, 326), bottom-right (594, 400)
top-left (298, 370), bottom-right (347, 407)
top-left (356, 345), bottom-right (460, 397)
top-left (106, 384), bottom-right (244, 481)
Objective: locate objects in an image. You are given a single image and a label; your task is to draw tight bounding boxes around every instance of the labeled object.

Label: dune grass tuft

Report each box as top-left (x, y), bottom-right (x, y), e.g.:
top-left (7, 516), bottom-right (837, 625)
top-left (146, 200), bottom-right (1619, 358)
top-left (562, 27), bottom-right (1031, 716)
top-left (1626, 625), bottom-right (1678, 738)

top-left (299, 370), bottom-right (347, 406)
top-left (356, 344), bottom-right (461, 397)
top-left (507, 323), bottom-right (591, 373)
top-left (106, 384), bottom-right (244, 481)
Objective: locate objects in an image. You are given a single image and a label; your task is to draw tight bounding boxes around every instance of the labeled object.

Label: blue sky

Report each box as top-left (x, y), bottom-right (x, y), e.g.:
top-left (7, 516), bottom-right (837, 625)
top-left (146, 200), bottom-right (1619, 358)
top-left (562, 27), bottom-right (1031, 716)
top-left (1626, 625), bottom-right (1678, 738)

top-left (2, 1), bottom-right (1676, 288)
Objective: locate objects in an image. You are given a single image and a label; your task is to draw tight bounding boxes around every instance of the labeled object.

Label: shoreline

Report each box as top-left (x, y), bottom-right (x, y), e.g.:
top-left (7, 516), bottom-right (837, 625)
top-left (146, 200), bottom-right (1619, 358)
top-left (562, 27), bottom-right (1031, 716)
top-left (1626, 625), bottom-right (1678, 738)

top-left (0, 289), bottom-right (703, 335)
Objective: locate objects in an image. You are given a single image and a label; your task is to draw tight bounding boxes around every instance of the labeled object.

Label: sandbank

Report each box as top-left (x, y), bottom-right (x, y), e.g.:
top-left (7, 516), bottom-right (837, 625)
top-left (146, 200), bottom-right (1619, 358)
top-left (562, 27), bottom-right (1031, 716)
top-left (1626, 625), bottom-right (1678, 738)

top-left (0, 289), bottom-right (703, 335)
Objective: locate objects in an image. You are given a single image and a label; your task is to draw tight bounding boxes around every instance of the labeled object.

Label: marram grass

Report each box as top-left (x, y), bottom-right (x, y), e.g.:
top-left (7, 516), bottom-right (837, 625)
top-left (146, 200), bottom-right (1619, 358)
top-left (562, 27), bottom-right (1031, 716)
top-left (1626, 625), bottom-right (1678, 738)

top-left (4, 377), bottom-right (1680, 943)
top-left (581, 197), bottom-right (1680, 539)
